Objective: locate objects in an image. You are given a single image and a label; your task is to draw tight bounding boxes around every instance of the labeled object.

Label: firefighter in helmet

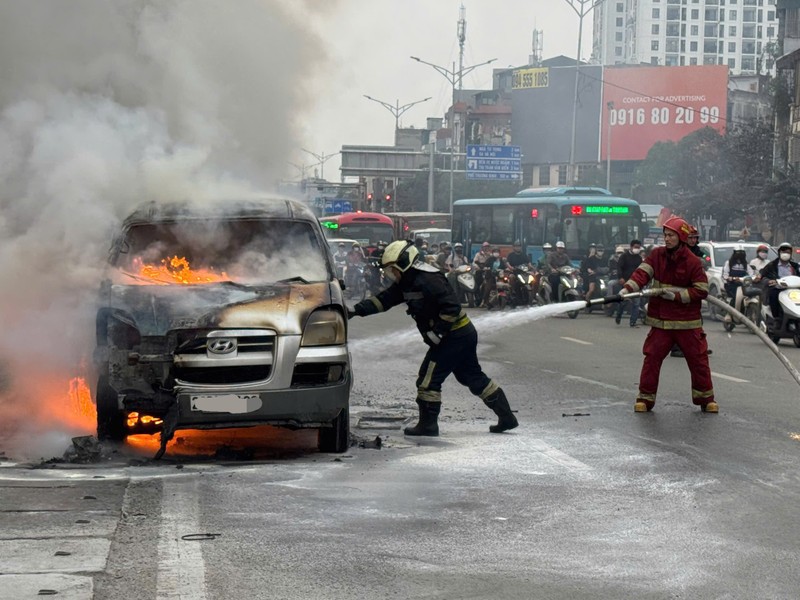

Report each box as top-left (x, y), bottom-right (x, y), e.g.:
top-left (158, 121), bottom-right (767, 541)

top-left (348, 240), bottom-right (518, 436)
top-left (619, 216), bottom-right (717, 413)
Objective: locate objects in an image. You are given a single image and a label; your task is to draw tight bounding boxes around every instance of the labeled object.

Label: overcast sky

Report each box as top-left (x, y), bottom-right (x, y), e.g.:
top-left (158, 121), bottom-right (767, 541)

top-left (297, 0), bottom-right (592, 180)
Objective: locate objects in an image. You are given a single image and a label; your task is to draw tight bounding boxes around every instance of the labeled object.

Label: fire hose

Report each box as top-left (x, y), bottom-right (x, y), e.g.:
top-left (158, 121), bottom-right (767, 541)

top-left (588, 287), bottom-right (800, 388)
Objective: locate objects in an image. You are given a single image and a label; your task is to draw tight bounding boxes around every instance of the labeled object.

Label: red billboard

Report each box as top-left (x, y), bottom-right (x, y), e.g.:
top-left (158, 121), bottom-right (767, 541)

top-left (601, 65), bottom-right (728, 161)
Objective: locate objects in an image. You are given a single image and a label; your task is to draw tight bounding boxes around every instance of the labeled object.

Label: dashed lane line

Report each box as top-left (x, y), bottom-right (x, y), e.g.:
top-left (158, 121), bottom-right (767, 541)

top-left (560, 336), bottom-right (593, 346)
top-left (711, 372), bottom-right (750, 384)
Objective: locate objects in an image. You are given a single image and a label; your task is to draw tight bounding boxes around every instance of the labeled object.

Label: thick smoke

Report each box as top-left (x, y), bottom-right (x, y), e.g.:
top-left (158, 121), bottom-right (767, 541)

top-left (0, 0), bottom-right (326, 459)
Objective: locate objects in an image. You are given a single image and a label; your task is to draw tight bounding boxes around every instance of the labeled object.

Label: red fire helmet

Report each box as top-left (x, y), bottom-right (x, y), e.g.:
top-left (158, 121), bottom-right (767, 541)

top-left (663, 216), bottom-right (692, 244)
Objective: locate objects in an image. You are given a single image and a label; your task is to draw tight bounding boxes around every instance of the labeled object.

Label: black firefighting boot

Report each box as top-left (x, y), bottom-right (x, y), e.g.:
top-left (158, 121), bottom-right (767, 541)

top-left (404, 399), bottom-right (440, 436)
top-left (483, 388), bottom-right (519, 433)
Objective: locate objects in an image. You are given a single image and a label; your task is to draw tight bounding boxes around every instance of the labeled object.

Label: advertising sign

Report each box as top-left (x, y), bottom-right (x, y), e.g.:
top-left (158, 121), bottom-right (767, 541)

top-left (512, 67), bottom-right (549, 90)
top-left (601, 65), bottom-right (728, 161)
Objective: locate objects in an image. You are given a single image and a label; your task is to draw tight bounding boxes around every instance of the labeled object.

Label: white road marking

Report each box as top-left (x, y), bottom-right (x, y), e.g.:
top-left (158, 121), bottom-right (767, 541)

top-left (711, 372), bottom-right (750, 383)
top-left (564, 374), bottom-right (633, 393)
top-left (157, 476), bottom-right (208, 600)
top-left (560, 336), bottom-right (593, 346)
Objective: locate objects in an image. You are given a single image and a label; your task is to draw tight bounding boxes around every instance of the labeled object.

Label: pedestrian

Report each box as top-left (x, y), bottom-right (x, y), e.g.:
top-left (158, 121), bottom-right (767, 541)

top-left (348, 240), bottom-right (519, 436)
top-left (614, 239), bottom-right (643, 327)
top-left (619, 216), bottom-right (717, 413)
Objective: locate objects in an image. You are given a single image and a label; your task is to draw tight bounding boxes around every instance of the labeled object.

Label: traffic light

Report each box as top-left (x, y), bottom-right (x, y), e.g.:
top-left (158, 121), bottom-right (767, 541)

top-left (385, 193), bottom-right (392, 204)
top-left (366, 192), bottom-right (373, 208)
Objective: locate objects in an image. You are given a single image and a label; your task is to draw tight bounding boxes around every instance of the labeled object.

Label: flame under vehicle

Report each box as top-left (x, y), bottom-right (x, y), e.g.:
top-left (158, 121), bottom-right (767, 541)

top-left (93, 198), bottom-right (351, 454)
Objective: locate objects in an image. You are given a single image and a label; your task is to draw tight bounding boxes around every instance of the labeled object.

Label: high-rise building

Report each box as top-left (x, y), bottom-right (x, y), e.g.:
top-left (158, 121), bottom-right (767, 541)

top-left (593, 0), bottom-right (780, 75)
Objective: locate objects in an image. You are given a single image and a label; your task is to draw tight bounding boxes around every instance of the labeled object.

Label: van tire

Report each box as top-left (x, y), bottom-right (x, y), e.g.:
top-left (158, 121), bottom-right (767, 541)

top-left (318, 407), bottom-right (349, 453)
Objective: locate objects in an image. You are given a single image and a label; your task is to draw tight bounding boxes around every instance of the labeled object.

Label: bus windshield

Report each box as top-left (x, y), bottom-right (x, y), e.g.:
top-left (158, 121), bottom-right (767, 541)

top-left (336, 223), bottom-right (394, 246)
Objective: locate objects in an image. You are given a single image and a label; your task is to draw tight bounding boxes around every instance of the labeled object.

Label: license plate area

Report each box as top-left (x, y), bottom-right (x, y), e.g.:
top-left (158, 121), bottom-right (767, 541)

top-left (189, 394), bottom-right (263, 414)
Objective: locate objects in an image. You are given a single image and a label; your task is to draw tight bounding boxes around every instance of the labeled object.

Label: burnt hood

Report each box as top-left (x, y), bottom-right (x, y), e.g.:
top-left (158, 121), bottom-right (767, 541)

top-left (103, 281), bottom-right (332, 336)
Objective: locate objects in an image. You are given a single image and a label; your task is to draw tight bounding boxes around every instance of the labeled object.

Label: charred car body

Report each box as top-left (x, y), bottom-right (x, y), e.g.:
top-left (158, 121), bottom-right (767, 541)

top-left (93, 198), bottom-right (351, 453)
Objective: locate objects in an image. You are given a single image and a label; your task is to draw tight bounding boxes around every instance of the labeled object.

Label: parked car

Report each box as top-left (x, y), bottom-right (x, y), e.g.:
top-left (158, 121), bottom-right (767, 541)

top-left (697, 241), bottom-right (777, 320)
top-left (93, 198), bottom-right (352, 453)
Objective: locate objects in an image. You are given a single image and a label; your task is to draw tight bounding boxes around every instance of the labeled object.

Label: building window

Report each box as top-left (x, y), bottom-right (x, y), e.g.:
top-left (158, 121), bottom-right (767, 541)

top-left (767, 26), bottom-right (775, 38)
top-left (705, 8), bottom-right (718, 20)
top-left (690, 57), bottom-right (698, 65)
top-left (690, 40), bottom-right (699, 51)
top-left (728, 58), bottom-right (736, 69)
top-left (667, 7), bottom-right (680, 19)
top-left (743, 8), bottom-right (756, 21)
top-left (538, 166), bottom-right (550, 186)
top-left (768, 10), bottom-right (775, 20)
top-left (691, 25), bottom-right (699, 35)
top-left (615, 46), bottom-right (623, 56)
top-left (557, 165), bottom-right (568, 185)
top-left (652, 23), bottom-right (660, 34)
top-left (617, 2), bottom-right (624, 11)
top-left (729, 10), bottom-right (737, 20)
top-left (691, 8), bottom-right (700, 18)
top-left (742, 40), bottom-right (756, 53)
top-left (667, 22), bottom-right (680, 35)
top-left (703, 55), bottom-right (717, 65)
top-left (667, 39), bottom-right (680, 52)
top-left (743, 24), bottom-right (756, 37)
top-left (616, 16), bottom-right (624, 26)
top-left (616, 31), bottom-right (624, 41)
top-left (704, 39), bottom-right (718, 52)
top-left (728, 41), bottom-right (736, 52)
top-left (652, 40), bottom-right (660, 50)
top-left (729, 25), bottom-right (737, 36)
top-left (651, 56), bottom-right (660, 65)
top-left (653, 7), bottom-right (660, 18)
top-left (666, 55), bottom-right (680, 66)
top-left (742, 56), bottom-right (755, 71)
top-left (704, 23), bottom-right (717, 36)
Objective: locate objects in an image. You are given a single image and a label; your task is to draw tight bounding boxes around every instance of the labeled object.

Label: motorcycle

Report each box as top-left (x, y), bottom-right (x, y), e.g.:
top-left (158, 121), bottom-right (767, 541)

top-left (344, 263), bottom-right (366, 300)
top-left (508, 265), bottom-right (536, 307)
top-left (365, 257), bottom-right (386, 296)
top-left (557, 265), bottom-right (582, 318)
top-left (760, 275), bottom-right (800, 346)
top-left (722, 276), bottom-right (762, 333)
top-left (483, 267), bottom-right (510, 311)
top-left (453, 264), bottom-right (477, 308)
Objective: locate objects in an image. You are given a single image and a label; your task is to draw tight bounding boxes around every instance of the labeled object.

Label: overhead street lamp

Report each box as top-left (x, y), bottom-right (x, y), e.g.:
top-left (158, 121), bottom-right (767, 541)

top-left (563, 0), bottom-right (607, 184)
top-left (363, 95), bottom-right (432, 138)
top-left (300, 148), bottom-right (339, 181)
top-left (411, 55), bottom-right (497, 213)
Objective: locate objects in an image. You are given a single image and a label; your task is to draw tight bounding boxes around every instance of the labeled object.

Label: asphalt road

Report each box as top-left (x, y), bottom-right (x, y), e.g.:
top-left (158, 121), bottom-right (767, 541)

top-left (1, 305), bottom-right (799, 599)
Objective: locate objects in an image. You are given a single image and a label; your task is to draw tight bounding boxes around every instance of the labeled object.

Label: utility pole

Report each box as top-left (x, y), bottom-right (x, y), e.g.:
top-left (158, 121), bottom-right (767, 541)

top-left (563, 0), bottom-right (607, 184)
top-left (606, 101), bottom-right (614, 191)
top-left (410, 54), bottom-right (496, 213)
top-left (300, 149), bottom-right (339, 181)
top-left (362, 95), bottom-right (431, 140)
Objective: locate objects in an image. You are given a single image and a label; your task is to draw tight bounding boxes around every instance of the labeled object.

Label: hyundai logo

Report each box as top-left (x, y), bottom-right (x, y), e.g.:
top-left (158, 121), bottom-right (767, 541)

top-left (208, 338), bottom-right (237, 355)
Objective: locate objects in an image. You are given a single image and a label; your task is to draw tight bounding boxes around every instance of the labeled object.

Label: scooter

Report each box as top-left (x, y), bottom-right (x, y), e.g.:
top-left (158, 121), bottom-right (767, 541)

top-left (557, 265), bottom-right (582, 319)
top-left (760, 275), bottom-right (800, 346)
top-left (723, 276), bottom-right (762, 333)
top-left (484, 267), bottom-right (510, 311)
top-left (508, 265), bottom-right (536, 307)
top-left (453, 264), bottom-right (477, 308)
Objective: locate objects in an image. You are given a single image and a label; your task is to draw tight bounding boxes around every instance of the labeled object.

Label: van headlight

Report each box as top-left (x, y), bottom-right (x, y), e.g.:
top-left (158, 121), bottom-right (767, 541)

top-left (301, 309), bottom-right (346, 346)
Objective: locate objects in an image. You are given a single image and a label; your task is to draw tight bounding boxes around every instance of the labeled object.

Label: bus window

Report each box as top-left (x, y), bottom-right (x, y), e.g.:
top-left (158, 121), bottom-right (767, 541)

top-left (492, 206), bottom-right (515, 245)
top-left (473, 207), bottom-right (491, 244)
top-left (525, 205), bottom-right (545, 246)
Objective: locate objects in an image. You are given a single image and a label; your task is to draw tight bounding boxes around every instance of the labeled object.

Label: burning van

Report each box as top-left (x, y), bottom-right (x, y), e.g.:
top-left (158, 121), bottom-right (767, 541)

top-left (93, 198), bottom-right (351, 453)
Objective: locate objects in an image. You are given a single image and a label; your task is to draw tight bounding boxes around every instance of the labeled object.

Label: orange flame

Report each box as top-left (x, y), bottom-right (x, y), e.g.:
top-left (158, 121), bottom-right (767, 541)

top-left (135, 255), bottom-right (229, 285)
top-left (67, 376), bottom-right (97, 428)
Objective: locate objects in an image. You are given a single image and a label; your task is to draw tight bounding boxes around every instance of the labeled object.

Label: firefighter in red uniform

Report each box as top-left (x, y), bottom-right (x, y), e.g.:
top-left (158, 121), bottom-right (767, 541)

top-left (620, 216), bottom-right (718, 413)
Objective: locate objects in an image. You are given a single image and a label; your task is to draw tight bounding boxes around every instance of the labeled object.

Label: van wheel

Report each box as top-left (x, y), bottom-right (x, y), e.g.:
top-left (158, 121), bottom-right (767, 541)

top-left (770, 334), bottom-right (781, 345)
top-left (96, 375), bottom-right (127, 442)
top-left (318, 407), bottom-right (349, 453)
top-left (793, 334), bottom-right (800, 348)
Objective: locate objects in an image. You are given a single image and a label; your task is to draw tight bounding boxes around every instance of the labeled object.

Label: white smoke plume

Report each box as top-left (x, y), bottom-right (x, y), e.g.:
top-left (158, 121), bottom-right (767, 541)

top-left (0, 0), bottom-right (328, 459)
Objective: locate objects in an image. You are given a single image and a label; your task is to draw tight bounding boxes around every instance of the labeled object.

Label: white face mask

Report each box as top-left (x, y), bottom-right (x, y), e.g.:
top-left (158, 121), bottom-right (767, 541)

top-left (758, 251), bottom-right (768, 259)
top-left (631, 247), bottom-right (641, 254)
top-left (492, 252), bottom-right (500, 258)
top-left (780, 252), bottom-right (791, 262)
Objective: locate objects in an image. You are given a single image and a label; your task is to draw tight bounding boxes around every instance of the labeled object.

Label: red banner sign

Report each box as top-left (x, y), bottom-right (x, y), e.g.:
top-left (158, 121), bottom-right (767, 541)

top-left (601, 65), bottom-right (728, 161)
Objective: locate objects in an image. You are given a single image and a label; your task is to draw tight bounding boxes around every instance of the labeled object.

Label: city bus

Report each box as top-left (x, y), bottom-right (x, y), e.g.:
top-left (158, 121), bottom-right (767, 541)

top-left (318, 212), bottom-right (394, 252)
top-left (452, 187), bottom-right (645, 264)
top-left (384, 212), bottom-right (451, 241)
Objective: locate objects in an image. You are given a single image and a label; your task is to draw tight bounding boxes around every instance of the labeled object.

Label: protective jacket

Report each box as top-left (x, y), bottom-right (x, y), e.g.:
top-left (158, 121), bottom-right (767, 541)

top-left (760, 257), bottom-right (800, 281)
top-left (353, 261), bottom-right (471, 344)
top-left (623, 244), bottom-right (709, 329)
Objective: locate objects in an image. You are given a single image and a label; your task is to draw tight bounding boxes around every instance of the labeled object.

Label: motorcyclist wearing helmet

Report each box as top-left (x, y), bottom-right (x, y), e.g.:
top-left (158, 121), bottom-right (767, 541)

top-left (446, 242), bottom-right (470, 300)
top-left (619, 216), bottom-right (717, 414)
top-left (721, 247), bottom-right (749, 323)
top-left (547, 241), bottom-right (571, 301)
top-left (506, 240), bottom-right (532, 304)
top-left (581, 243), bottom-right (608, 303)
top-left (760, 242), bottom-right (800, 322)
top-left (345, 242), bottom-right (365, 290)
top-left (472, 241), bottom-right (492, 305)
top-left (370, 240), bottom-right (387, 260)
top-left (333, 242), bottom-right (348, 272)
top-left (538, 243), bottom-right (554, 273)
top-left (349, 240), bottom-right (518, 436)
top-left (749, 244), bottom-right (770, 280)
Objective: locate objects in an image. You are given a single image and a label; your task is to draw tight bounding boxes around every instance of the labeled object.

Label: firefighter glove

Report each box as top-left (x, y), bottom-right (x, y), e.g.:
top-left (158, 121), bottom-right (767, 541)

top-left (659, 289), bottom-right (677, 301)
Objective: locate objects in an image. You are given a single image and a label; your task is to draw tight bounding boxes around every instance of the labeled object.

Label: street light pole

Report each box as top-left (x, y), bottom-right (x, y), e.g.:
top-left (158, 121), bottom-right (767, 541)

top-left (300, 148), bottom-right (339, 181)
top-left (563, 0), bottom-right (607, 184)
top-left (411, 55), bottom-right (496, 213)
top-left (363, 94), bottom-right (431, 140)
top-left (606, 101), bottom-right (614, 190)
